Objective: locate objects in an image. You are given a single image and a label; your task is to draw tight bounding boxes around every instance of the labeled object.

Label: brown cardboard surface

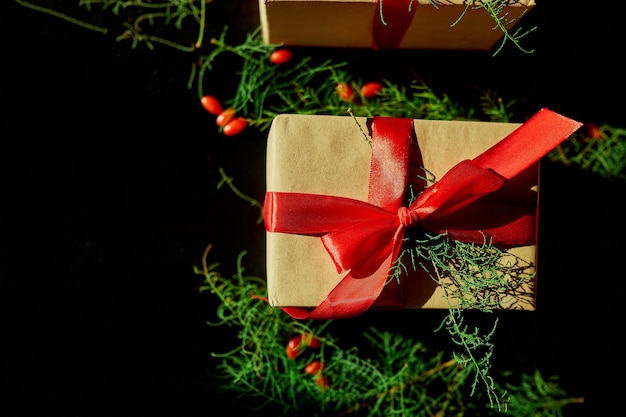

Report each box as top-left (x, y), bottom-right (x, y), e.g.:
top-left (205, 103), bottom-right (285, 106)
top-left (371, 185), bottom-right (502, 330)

top-left (266, 114), bottom-right (537, 310)
top-left (259, 0), bottom-right (535, 50)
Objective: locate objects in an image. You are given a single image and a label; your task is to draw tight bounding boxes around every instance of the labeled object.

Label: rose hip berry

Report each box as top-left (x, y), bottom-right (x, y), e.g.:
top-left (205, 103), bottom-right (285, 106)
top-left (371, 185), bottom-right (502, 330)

top-left (269, 48), bottom-right (293, 65)
top-left (303, 333), bottom-right (321, 349)
top-left (304, 361), bottom-right (325, 375)
top-left (222, 117), bottom-right (247, 136)
top-left (286, 335), bottom-right (304, 359)
top-left (200, 95), bottom-right (223, 115)
top-left (586, 122), bottom-right (604, 140)
top-left (216, 108), bottom-right (236, 127)
top-left (314, 373), bottom-right (330, 390)
top-left (360, 81), bottom-right (383, 99)
top-left (336, 82), bottom-right (355, 102)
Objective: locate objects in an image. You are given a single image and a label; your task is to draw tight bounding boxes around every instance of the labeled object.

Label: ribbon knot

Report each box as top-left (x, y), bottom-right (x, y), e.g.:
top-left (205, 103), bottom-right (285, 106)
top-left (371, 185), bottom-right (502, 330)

top-left (398, 206), bottom-right (419, 227)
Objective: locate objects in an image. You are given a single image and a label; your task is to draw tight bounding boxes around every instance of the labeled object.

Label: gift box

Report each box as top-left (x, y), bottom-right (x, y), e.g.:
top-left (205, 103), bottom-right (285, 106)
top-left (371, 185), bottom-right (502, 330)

top-left (258, 0), bottom-right (536, 50)
top-left (264, 112), bottom-right (581, 319)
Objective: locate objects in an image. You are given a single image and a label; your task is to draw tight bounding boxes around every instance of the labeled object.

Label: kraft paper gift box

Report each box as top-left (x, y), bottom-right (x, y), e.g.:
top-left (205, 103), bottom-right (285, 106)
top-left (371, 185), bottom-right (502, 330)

top-left (258, 0), bottom-right (535, 50)
top-left (264, 112), bottom-right (582, 318)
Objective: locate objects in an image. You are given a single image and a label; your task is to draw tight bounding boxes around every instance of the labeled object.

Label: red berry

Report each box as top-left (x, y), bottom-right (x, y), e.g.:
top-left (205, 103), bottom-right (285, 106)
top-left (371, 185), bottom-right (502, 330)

top-left (336, 82), bottom-right (354, 102)
top-left (200, 95), bottom-right (223, 115)
top-left (216, 108), bottom-right (236, 127)
top-left (304, 361), bottom-right (325, 375)
top-left (314, 373), bottom-right (329, 390)
top-left (270, 48), bottom-right (293, 65)
top-left (222, 117), bottom-right (247, 136)
top-left (286, 335), bottom-right (304, 359)
top-left (360, 81), bottom-right (383, 99)
top-left (303, 333), bottom-right (321, 349)
top-left (586, 122), bottom-right (604, 140)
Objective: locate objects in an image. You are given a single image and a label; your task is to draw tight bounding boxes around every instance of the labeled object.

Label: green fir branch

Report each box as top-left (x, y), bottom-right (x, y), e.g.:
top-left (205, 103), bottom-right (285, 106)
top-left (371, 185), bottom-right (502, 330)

top-left (17, 0), bottom-right (206, 51)
top-left (15, 0), bottom-right (108, 34)
top-left (193, 245), bottom-right (583, 416)
top-left (196, 27), bottom-right (475, 125)
top-left (216, 167), bottom-right (264, 224)
top-left (498, 370), bottom-right (585, 416)
top-left (548, 124), bottom-right (626, 180)
top-left (428, 0), bottom-right (536, 56)
top-left (392, 230), bottom-right (535, 410)
top-left (477, 89), bottom-right (516, 122)
top-left (478, 0), bottom-right (536, 56)
top-left (196, 28), bottom-right (625, 181)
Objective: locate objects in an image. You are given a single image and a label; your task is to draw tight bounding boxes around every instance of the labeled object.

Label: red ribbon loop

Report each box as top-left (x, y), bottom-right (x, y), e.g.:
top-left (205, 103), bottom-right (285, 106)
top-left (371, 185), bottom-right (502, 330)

top-left (265, 109), bottom-right (582, 319)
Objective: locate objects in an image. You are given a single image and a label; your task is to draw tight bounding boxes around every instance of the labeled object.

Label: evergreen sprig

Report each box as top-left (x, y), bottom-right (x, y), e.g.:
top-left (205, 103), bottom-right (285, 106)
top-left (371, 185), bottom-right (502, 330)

top-left (16, 0), bottom-right (208, 50)
top-left (197, 26), bottom-right (351, 132)
top-left (548, 124), bottom-right (626, 181)
top-left (439, 309), bottom-right (502, 409)
top-left (498, 370), bottom-right (585, 416)
top-left (196, 27), bottom-right (477, 124)
top-left (425, 237), bottom-right (535, 311)
top-left (389, 229), bottom-right (535, 408)
top-left (467, 0), bottom-right (537, 56)
top-left (194, 244), bottom-right (583, 416)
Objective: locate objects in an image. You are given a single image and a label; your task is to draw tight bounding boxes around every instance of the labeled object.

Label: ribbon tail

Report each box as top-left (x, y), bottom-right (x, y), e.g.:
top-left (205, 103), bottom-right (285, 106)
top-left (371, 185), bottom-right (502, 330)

top-left (281, 252), bottom-right (397, 320)
top-left (283, 224), bottom-right (408, 320)
top-left (472, 108), bottom-right (583, 179)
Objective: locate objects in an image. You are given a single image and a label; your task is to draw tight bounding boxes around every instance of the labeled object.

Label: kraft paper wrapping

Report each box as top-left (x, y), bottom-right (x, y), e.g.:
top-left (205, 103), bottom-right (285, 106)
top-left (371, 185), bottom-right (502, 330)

top-left (259, 0), bottom-right (536, 50)
top-left (266, 114), bottom-right (537, 310)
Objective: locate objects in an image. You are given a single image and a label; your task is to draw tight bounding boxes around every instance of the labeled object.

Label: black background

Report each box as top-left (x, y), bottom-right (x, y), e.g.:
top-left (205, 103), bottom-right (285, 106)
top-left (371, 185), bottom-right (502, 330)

top-left (3, 1), bottom-right (625, 415)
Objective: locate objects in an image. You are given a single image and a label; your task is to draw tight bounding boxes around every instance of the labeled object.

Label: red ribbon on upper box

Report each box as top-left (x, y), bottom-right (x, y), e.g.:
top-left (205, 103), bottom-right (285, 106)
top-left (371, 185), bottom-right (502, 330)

top-left (372, 0), bottom-right (418, 49)
top-left (264, 109), bottom-right (582, 320)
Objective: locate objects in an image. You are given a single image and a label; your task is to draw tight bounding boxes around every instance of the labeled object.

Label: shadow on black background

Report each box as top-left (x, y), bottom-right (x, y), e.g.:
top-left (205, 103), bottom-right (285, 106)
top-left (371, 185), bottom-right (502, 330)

top-left (3, 1), bottom-right (625, 415)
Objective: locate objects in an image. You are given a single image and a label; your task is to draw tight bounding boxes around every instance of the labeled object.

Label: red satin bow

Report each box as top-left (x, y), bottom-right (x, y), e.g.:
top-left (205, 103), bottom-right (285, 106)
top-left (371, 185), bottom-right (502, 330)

top-left (265, 109), bottom-right (582, 319)
top-left (372, 0), bottom-right (418, 49)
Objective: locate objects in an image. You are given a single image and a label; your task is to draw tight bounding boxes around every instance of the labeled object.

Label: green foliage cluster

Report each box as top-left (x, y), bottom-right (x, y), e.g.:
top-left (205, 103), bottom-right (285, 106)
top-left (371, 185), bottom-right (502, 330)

top-left (197, 26), bottom-right (625, 180)
top-left (393, 233), bottom-right (535, 312)
top-left (197, 27), bottom-right (476, 129)
top-left (195, 27), bottom-right (352, 132)
top-left (15, 0), bottom-right (208, 50)
top-left (548, 124), bottom-right (626, 181)
top-left (390, 231), bottom-right (536, 407)
top-left (194, 244), bottom-right (584, 416)
top-left (464, 0), bottom-right (536, 55)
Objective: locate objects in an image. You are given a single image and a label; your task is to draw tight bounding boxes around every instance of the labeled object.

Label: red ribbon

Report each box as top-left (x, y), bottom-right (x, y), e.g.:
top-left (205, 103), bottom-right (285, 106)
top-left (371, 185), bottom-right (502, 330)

top-left (372, 0), bottom-right (418, 49)
top-left (265, 109), bottom-right (582, 319)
